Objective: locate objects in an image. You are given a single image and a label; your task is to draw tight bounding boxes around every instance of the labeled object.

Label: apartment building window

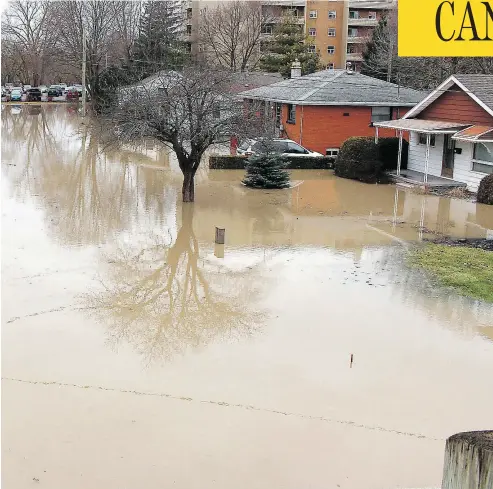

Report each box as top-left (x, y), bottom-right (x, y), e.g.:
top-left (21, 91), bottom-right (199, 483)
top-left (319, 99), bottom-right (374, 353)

top-left (349, 10), bottom-right (359, 19)
top-left (287, 104), bottom-right (296, 124)
top-left (327, 63), bottom-right (335, 70)
top-left (368, 11), bottom-right (377, 20)
top-left (418, 133), bottom-right (436, 146)
top-left (308, 44), bottom-right (316, 53)
top-left (348, 28), bottom-right (358, 37)
top-left (309, 27), bottom-right (317, 36)
top-left (327, 45), bottom-right (335, 55)
top-left (328, 28), bottom-right (336, 36)
top-left (347, 44), bottom-right (356, 54)
top-left (186, 25), bottom-right (192, 35)
top-left (328, 10), bottom-right (337, 19)
top-left (371, 106), bottom-right (391, 123)
top-left (309, 10), bottom-right (318, 18)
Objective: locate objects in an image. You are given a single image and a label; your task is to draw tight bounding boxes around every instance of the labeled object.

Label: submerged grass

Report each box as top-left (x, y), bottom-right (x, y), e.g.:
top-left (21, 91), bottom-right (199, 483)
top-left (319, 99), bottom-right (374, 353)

top-left (409, 244), bottom-right (493, 303)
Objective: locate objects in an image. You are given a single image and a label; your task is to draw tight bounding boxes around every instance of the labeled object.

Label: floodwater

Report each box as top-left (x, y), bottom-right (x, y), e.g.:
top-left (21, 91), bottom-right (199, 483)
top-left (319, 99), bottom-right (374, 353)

top-left (2, 104), bottom-right (493, 489)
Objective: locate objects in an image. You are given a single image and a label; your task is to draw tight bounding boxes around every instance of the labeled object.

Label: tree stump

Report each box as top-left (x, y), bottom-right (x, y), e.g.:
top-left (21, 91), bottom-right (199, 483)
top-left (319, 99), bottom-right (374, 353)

top-left (442, 431), bottom-right (493, 489)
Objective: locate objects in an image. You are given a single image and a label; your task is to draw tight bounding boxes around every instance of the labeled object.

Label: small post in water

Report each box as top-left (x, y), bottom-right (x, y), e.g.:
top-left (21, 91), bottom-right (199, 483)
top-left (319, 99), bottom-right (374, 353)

top-left (350, 354), bottom-right (354, 368)
top-left (215, 227), bottom-right (225, 245)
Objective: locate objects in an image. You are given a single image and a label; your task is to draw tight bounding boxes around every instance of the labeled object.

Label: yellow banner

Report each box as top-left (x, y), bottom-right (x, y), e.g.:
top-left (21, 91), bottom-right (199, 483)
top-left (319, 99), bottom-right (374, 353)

top-left (399, 0), bottom-right (493, 56)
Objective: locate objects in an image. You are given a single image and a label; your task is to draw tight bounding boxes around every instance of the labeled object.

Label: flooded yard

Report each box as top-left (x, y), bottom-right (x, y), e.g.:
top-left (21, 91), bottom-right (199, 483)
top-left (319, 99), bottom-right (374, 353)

top-left (2, 104), bottom-right (493, 489)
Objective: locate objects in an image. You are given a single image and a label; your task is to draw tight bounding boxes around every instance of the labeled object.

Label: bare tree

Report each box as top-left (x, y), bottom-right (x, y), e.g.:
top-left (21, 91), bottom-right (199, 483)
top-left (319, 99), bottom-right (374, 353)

top-left (104, 66), bottom-right (254, 202)
top-left (1, 1), bottom-right (58, 85)
top-left (111, 1), bottom-right (143, 65)
top-left (52, 1), bottom-right (116, 107)
top-left (199, 0), bottom-right (264, 72)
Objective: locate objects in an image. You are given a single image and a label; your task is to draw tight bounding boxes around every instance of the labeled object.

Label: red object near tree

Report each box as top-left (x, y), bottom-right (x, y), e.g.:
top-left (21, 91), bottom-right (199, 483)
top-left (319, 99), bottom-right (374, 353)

top-left (230, 135), bottom-right (238, 155)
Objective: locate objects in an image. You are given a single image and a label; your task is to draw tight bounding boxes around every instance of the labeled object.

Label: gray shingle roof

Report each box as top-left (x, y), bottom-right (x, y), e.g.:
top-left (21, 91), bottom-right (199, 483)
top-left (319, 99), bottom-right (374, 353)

top-left (239, 70), bottom-right (425, 107)
top-left (453, 74), bottom-right (493, 114)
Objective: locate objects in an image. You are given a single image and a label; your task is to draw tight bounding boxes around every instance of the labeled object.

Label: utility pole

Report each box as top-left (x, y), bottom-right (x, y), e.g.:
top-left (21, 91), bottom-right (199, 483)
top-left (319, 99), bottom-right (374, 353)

top-left (82, 26), bottom-right (87, 117)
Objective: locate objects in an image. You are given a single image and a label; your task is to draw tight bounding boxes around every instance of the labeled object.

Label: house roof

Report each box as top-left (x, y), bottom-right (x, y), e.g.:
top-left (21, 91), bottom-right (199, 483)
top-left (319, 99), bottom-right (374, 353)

top-left (403, 74), bottom-right (493, 120)
top-left (453, 125), bottom-right (493, 143)
top-left (227, 72), bottom-right (283, 95)
top-left (239, 70), bottom-right (425, 107)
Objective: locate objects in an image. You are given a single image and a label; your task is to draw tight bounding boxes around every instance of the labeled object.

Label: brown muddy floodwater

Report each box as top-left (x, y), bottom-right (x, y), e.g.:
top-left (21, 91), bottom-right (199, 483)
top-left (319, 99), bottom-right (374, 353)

top-left (2, 104), bottom-right (493, 489)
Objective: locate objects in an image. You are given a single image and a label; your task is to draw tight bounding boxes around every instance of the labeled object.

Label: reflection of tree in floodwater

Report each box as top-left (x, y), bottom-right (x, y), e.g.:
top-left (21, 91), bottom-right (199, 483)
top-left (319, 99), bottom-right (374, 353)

top-left (2, 105), bottom-right (176, 246)
top-left (87, 205), bottom-right (267, 363)
top-left (377, 246), bottom-right (493, 340)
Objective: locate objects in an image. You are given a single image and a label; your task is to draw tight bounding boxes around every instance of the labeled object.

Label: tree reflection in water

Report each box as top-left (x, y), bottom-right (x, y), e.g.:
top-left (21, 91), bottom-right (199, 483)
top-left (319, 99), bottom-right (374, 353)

top-left (87, 205), bottom-right (267, 363)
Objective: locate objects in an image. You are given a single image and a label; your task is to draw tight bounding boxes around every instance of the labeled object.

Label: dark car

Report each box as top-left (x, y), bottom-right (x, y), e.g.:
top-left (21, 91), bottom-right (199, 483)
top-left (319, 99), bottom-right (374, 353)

top-left (26, 88), bottom-right (42, 102)
top-left (47, 87), bottom-right (62, 98)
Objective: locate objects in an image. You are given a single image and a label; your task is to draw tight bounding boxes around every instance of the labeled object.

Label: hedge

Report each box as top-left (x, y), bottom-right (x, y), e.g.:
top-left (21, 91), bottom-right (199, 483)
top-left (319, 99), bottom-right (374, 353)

top-left (477, 174), bottom-right (493, 205)
top-left (209, 154), bottom-right (335, 170)
top-left (334, 137), bottom-right (384, 183)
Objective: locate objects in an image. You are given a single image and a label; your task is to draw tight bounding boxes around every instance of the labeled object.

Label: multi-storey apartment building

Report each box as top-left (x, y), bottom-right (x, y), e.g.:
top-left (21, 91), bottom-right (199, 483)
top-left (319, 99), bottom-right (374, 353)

top-left (185, 0), bottom-right (395, 72)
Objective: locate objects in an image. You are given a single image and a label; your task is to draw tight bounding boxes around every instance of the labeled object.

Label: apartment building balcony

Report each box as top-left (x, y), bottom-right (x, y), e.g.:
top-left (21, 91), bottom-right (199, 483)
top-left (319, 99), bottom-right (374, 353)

top-left (347, 18), bottom-right (378, 27)
top-left (346, 52), bottom-right (363, 61)
top-left (347, 36), bottom-right (368, 43)
top-left (268, 15), bottom-right (304, 24)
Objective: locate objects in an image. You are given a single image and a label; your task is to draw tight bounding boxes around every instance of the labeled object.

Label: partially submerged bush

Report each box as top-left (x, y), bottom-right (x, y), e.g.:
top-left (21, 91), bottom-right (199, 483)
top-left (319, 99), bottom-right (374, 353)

top-left (242, 153), bottom-right (290, 189)
top-left (334, 137), bottom-right (384, 183)
top-left (477, 174), bottom-right (493, 205)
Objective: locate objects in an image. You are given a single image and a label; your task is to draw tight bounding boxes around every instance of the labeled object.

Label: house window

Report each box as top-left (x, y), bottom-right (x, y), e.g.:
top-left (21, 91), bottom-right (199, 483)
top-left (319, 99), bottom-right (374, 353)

top-left (309, 10), bottom-right (318, 18)
top-left (287, 104), bottom-right (296, 124)
top-left (262, 24), bottom-right (273, 34)
top-left (328, 28), bottom-right (336, 36)
top-left (418, 133), bottom-right (436, 146)
top-left (327, 45), bottom-right (335, 54)
top-left (328, 10), bottom-right (337, 19)
top-left (349, 10), bottom-right (359, 19)
top-left (327, 63), bottom-right (335, 70)
top-left (368, 11), bottom-right (377, 20)
top-left (308, 27), bottom-right (317, 36)
top-left (326, 148), bottom-right (339, 157)
top-left (371, 106), bottom-right (391, 123)
top-left (348, 28), bottom-right (358, 37)
top-left (212, 104), bottom-right (221, 119)
top-left (472, 142), bottom-right (493, 173)
top-left (308, 44), bottom-right (316, 53)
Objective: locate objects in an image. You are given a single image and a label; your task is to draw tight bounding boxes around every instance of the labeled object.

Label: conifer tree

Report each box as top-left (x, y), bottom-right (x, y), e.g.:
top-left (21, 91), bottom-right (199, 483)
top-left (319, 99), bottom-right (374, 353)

top-left (259, 17), bottom-right (320, 78)
top-left (243, 153), bottom-right (290, 189)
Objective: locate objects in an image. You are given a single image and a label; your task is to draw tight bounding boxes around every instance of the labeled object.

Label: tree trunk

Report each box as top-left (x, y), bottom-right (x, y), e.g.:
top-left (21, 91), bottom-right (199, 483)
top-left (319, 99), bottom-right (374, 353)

top-left (182, 170), bottom-right (195, 202)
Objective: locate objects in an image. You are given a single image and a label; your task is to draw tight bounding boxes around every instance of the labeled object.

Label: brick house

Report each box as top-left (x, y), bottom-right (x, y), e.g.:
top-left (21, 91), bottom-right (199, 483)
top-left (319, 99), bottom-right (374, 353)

top-left (240, 66), bottom-right (423, 156)
top-left (373, 74), bottom-right (493, 192)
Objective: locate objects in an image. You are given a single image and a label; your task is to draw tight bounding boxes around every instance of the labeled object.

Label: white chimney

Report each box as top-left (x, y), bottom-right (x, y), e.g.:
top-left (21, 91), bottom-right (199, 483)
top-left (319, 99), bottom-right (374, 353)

top-left (291, 59), bottom-right (302, 78)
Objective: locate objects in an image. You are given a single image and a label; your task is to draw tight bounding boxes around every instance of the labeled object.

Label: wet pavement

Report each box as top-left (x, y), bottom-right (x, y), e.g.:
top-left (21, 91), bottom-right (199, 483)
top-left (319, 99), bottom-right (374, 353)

top-left (2, 105), bottom-right (493, 489)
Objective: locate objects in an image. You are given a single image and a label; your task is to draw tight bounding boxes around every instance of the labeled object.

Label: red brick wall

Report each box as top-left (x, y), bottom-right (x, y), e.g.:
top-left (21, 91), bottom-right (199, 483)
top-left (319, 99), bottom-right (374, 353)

top-left (281, 104), bottom-right (409, 154)
top-left (419, 84), bottom-right (493, 125)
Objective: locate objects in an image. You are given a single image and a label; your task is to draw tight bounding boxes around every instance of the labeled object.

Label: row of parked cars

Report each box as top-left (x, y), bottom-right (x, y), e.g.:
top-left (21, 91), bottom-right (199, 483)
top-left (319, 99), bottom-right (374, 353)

top-left (1, 83), bottom-right (84, 102)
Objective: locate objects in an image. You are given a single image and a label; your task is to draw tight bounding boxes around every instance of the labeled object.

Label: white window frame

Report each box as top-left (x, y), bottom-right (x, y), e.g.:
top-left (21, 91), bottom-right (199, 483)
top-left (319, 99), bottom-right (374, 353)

top-left (418, 133), bottom-right (436, 147)
top-left (308, 44), bottom-right (316, 53)
top-left (287, 104), bottom-right (296, 124)
top-left (471, 142), bottom-right (493, 174)
top-left (328, 10), bottom-right (337, 19)
top-left (309, 10), bottom-right (318, 18)
top-left (308, 27), bottom-right (317, 36)
top-left (371, 106), bottom-right (392, 123)
top-left (328, 28), bottom-right (336, 37)
top-left (348, 27), bottom-right (358, 37)
top-left (327, 63), bottom-right (335, 70)
top-left (327, 45), bottom-right (335, 55)
top-left (349, 10), bottom-right (359, 19)
top-left (326, 148), bottom-right (339, 157)
top-left (368, 11), bottom-right (377, 20)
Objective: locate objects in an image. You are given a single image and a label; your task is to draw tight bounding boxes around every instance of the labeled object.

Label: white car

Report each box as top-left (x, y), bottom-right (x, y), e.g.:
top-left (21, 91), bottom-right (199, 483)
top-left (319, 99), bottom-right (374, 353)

top-left (237, 138), bottom-right (323, 157)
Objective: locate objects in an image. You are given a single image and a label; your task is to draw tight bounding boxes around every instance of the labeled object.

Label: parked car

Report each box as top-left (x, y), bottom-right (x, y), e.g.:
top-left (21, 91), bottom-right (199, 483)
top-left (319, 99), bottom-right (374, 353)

top-left (10, 89), bottom-right (23, 102)
top-left (23, 84), bottom-right (32, 92)
top-left (237, 138), bottom-right (323, 157)
top-left (39, 85), bottom-right (48, 94)
top-left (1, 89), bottom-right (9, 102)
top-left (26, 88), bottom-right (42, 102)
top-left (65, 87), bottom-right (79, 100)
top-left (48, 85), bottom-right (63, 98)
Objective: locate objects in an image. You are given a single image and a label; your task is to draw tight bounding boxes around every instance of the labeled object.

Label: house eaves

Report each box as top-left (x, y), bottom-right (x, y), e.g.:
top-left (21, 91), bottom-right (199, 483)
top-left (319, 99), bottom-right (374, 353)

top-left (243, 95), bottom-right (417, 107)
